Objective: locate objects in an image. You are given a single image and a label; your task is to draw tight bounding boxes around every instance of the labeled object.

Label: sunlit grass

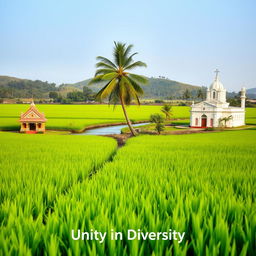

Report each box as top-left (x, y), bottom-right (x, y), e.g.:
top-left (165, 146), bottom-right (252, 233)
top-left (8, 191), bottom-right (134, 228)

top-left (0, 105), bottom-right (255, 131)
top-left (1, 131), bottom-right (255, 255)
top-left (0, 104), bottom-right (190, 131)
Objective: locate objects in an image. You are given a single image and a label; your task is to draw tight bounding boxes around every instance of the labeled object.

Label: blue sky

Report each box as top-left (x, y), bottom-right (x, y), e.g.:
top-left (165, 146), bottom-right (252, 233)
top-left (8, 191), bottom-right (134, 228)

top-left (0, 0), bottom-right (255, 91)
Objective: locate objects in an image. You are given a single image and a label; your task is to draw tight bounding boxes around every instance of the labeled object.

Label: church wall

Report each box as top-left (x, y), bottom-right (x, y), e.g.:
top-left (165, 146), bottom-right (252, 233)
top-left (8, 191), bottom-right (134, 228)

top-left (190, 110), bottom-right (215, 127)
top-left (221, 109), bottom-right (245, 127)
top-left (190, 108), bottom-right (245, 128)
top-left (212, 112), bottom-right (222, 127)
top-left (219, 90), bottom-right (226, 103)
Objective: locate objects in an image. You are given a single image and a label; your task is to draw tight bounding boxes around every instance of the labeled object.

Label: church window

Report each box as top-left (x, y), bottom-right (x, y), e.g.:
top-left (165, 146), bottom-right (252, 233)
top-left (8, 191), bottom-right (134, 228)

top-left (210, 118), bottom-right (213, 127)
top-left (213, 91), bottom-right (216, 99)
top-left (195, 118), bottom-right (198, 126)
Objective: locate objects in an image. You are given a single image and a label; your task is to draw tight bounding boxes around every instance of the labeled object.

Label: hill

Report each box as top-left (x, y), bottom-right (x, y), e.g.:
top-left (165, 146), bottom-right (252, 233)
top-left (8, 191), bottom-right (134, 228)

top-left (0, 76), bottom-right (26, 86)
top-left (1, 75), bottom-right (254, 100)
top-left (247, 88), bottom-right (256, 94)
top-left (0, 76), bottom-right (57, 98)
top-left (62, 77), bottom-right (202, 99)
top-left (247, 88), bottom-right (256, 98)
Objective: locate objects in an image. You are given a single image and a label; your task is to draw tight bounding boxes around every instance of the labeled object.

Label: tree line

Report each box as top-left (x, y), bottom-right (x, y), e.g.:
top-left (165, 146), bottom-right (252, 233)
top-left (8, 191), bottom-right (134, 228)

top-left (49, 86), bottom-right (95, 103)
top-left (0, 80), bottom-right (57, 98)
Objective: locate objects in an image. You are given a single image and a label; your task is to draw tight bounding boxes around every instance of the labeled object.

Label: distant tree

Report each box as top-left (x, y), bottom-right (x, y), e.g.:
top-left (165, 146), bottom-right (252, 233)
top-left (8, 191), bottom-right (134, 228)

top-left (0, 80), bottom-right (57, 99)
top-left (154, 99), bottom-right (164, 103)
top-left (89, 42), bottom-right (148, 136)
top-left (150, 113), bottom-right (165, 134)
top-left (161, 104), bottom-right (172, 120)
top-left (67, 91), bottom-right (84, 102)
top-left (56, 95), bottom-right (63, 103)
top-left (183, 89), bottom-right (191, 100)
top-left (61, 98), bottom-right (72, 104)
top-left (227, 98), bottom-right (240, 107)
top-left (197, 89), bottom-right (205, 100)
top-left (83, 86), bottom-right (94, 101)
top-left (49, 91), bottom-right (58, 99)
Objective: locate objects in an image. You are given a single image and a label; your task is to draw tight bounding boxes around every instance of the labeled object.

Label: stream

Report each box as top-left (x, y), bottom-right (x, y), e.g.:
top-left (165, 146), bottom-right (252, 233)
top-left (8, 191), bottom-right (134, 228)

top-left (73, 122), bottom-right (149, 135)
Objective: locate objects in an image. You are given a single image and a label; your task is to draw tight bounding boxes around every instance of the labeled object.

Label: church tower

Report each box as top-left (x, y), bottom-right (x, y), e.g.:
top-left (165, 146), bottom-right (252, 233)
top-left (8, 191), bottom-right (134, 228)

top-left (241, 87), bottom-right (246, 108)
top-left (206, 69), bottom-right (227, 103)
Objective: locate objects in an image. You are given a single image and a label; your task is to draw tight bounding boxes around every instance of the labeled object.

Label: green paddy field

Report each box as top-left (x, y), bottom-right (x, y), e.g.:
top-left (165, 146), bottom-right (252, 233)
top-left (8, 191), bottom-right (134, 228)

top-left (0, 104), bottom-right (188, 131)
top-left (0, 130), bottom-right (256, 255)
top-left (0, 104), bottom-right (256, 255)
top-left (0, 104), bottom-right (256, 131)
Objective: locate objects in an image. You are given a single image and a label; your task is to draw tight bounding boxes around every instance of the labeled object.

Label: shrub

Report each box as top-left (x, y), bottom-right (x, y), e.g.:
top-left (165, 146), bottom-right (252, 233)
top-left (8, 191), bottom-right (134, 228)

top-left (150, 113), bottom-right (165, 134)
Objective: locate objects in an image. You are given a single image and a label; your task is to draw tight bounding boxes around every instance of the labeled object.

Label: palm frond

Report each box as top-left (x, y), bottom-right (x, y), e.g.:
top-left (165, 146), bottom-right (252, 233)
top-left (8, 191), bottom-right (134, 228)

top-left (126, 77), bottom-right (144, 95)
top-left (101, 72), bottom-right (118, 80)
top-left (95, 81), bottom-right (111, 101)
top-left (126, 85), bottom-right (140, 105)
top-left (122, 76), bottom-right (141, 105)
top-left (124, 61), bottom-right (147, 70)
top-left (95, 68), bottom-right (117, 76)
top-left (108, 89), bottom-right (119, 105)
top-left (128, 73), bottom-right (148, 84)
top-left (113, 41), bottom-right (119, 66)
top-left (123, 44), bottom-right (134, 59)
top-left (95, 78), bottom-right (117, 101)
top-left (96, 62), bottom-right (116, 70)
top-left (113, 41), bottom-right (125, 67)
top-left (124, 90), bottom-right (132, 105)
top-left (88, 75), bottom-right (104, 85)
top-left (96, 56), bottom-right (117, 68)
top-left (123, 52), bottom-right (138, 67)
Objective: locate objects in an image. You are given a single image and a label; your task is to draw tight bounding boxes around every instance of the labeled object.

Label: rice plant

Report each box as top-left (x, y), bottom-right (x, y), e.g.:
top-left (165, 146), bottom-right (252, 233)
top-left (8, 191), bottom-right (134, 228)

top-left (0, 133), bottom-right (117, 255)
top-left (1, 131), bottom-right (255, 255)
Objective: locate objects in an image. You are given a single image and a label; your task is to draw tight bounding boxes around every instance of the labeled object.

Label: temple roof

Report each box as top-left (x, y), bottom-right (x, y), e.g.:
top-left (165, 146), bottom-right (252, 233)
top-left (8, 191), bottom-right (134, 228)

top-left (19, 102), bottom-right (47, 122)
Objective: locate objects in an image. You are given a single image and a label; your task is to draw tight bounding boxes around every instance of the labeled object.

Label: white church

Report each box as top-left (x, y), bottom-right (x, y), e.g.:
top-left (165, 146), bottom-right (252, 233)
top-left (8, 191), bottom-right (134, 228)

top-left (190, 70), bottom-right (246, 128)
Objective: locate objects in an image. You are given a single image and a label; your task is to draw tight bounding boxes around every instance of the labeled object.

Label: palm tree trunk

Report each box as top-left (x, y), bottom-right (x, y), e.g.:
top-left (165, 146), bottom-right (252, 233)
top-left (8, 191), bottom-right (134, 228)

top-left (119, 96), bottom-right (137, 136)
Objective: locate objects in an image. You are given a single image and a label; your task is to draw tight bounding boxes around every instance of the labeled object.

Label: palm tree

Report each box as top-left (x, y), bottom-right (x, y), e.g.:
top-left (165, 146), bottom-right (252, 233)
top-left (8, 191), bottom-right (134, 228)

top-left (89, 42), bottom-right (148, 136)
top-left (161, 104), bottom-right (172, 120)
top-left (150, 113), bottom-right (165, 134)
top-left (219, 115), bottom-right (233, 127)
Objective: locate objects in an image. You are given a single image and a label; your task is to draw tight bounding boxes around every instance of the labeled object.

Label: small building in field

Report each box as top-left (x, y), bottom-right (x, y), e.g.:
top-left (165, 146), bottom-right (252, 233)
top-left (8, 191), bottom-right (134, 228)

top-left (19, 102), bottom-right (47, 133)
top-left (190, 70), bottom-right (246, 128)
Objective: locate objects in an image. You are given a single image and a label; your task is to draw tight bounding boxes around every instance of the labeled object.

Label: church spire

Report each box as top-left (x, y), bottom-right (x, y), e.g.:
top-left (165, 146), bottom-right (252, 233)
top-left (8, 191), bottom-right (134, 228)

top-left (214, 69), bottom-right (220, 80)
top-left (207, 69), bottom-right (226, 103)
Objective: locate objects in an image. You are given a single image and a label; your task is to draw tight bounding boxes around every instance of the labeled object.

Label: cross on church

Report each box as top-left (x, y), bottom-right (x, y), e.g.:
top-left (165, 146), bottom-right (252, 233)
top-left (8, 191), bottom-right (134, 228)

top-left (214, 69), bottom-right (220, 79)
